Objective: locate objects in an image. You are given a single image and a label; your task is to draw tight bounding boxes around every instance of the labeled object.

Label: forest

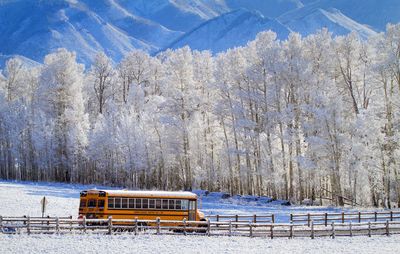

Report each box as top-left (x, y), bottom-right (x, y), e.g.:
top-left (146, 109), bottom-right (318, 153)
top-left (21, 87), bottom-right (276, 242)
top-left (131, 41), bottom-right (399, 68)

top-left (1, 24), bottom-right (400, 207)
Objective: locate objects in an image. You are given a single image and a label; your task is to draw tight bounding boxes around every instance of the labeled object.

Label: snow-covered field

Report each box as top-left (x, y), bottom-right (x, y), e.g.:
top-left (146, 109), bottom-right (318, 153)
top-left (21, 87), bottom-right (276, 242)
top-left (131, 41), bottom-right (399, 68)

top-left (2, 234), bottom-right (400, 254)
top-left (1, 180), bottom-right (400, 253)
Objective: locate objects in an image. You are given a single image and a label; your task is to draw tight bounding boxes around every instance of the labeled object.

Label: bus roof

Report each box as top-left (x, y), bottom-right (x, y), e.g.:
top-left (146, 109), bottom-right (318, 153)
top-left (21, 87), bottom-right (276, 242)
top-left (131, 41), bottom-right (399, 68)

top-left (86, 189), bottom-right (198, 199)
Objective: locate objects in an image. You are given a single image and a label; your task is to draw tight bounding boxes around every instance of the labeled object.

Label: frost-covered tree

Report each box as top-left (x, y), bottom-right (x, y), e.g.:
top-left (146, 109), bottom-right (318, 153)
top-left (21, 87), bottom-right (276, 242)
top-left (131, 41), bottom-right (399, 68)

top-left (35, 48), bottom-right (89, 182)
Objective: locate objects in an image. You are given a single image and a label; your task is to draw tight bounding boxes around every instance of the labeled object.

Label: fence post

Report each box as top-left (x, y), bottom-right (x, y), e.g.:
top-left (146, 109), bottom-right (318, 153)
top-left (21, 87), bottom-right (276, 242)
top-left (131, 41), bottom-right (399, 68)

top-left (156, 217), bottom-right (161, 235)
top-left (56, 217), bottom-right (59, 234)
top-left (368, 221), bottom-right (371, 237)
top-left (349, 221), bottom-right (352, 237)
top-left (207, 219), bottom-right (211, 237)
top-left (27, 216), bottom-right (31, 235)
top-left (290, 214), bottom-right (293, 223)
top-left (69, 215), bottom-right (72, 231)
top-left (374, 212), bottom-right (377, 222)
top-left (249, 221), bottom-right (253, 238)
top-left (289, 224), bottom-right (293, 239)
top-left (311, 220), bottom-right (314, 239)
top-left (390, 211), bottom-right (393, 221)
top-left (216, 215), bottom-right (219, 228)
top-left (270, 224), bottom-right (274, 239)
top-left (83, 216), bottom-right (86, 233)
top-left (235, 215), bottom-right (238, 228)
top-left (358, 212), bottom-right (361, 223)
top-left (271, 214), bottom-right (275, 224)
top-left (0, 215), bottom-right (3, 232)
top-left (325, 213), bottom-right (328, 227)
top-left (253, 214), bottom-right (257, 223)
top-left (47, 215), bottom-right (50, 231)
top-left (183, 219), bottom-right (187, 236)
top-left (386, 220), bottom-right (390, 236)
top-left (307, 213), bottom-right (310, 227)
top-left (134, 217), bottom-right (138, 235)
top-left (107, 216), bottom-right (112, 235)
top-left (331, 222), bottom-right (335, 239)
top-left (341, 212), bottom-right (345, 223)
top-left (229, 220), bottom-right (232, 237)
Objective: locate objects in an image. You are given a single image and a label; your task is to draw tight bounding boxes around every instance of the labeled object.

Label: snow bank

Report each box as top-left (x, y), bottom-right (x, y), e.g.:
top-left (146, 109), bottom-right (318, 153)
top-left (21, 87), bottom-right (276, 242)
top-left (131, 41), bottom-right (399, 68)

top-left (1, 234), bottom-right (399, 254)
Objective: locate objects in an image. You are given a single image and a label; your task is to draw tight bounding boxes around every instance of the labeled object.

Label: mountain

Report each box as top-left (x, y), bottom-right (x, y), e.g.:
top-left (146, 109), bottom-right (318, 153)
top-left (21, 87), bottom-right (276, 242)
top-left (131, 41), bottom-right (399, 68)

top-left (0, 0), bottom-right (181, 64)
top-left (278, 7), bottom-right (377, 38)
top-left (312, 0), bottom-right (400, 31)
top-left (114, 0), bottom-right (229, 32)
top-left (0, 0), bottom-right (399, 66)
top-left (168, 9), bottom-right (290, 52)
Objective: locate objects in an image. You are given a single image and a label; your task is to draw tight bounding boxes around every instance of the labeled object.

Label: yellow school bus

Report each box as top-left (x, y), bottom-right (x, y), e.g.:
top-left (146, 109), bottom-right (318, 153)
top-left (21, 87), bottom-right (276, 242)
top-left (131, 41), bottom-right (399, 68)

top-left (78, 189), bottom-right (206, 223)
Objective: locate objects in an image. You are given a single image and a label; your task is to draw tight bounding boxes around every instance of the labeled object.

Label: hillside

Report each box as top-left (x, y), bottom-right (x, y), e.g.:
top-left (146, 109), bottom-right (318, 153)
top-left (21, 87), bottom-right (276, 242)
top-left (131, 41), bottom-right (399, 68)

top-left (0, 0), bottom-right (399, 65)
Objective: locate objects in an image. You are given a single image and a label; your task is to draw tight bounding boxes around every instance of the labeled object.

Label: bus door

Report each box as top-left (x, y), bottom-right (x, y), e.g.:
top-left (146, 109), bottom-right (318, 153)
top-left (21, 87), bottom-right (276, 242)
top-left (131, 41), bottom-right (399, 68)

top-left (188, 200), bottom-right (196, 221)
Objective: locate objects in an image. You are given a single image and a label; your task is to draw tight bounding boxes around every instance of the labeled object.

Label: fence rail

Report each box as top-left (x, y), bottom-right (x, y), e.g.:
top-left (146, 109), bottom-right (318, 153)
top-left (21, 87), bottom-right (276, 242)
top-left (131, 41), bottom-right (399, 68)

top-left (2, 213), bottom-right (400, 239)
top-left (207, 214), bottom-right (274, 223)
top-left (290, 211), bottom-right (400, 226)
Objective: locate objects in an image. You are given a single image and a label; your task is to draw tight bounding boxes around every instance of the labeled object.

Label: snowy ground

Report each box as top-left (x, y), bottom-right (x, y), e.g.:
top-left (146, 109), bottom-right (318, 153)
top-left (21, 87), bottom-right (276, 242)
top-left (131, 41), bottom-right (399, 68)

top-left (0, 180), bottom-right (363, 219)
top-left (1, 180), bottom-right (400, 253)
top-left (1, 233), bottom-right (400, 254)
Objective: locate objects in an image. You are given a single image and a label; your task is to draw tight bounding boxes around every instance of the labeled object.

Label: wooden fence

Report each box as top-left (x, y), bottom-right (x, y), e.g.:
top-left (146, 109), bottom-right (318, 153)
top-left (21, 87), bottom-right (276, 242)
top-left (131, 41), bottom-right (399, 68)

top-left (1, 215), bottom-right (400, 239)
top-left (207, 214), bottom-right (274, 224)
top-left (290, 211), bottom-right (400, 226)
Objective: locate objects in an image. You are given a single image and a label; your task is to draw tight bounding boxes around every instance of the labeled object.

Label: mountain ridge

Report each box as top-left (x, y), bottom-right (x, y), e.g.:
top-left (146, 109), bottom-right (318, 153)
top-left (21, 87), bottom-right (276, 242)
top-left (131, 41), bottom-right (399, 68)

top-left (0, 0), bottom-right (398, 66)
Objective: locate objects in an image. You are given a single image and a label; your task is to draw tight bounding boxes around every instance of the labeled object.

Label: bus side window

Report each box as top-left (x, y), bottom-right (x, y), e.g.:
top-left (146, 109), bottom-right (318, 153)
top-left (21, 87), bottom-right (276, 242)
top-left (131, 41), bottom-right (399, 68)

top-left (181, 200), bottom-right (188, 210)
top-left (122, 198), bottom-right (128, 209)
top-left (98, 200), bottom-right (105, 209)
top-left (168, 199), bottom-right (175, 210)
top-left (80, 200), bottom-right (87, 208)
top-left (128, 198), bottom-right (135, 209)
top-left (88, 199), bottom-right (96, 208)
top-left (156, 199), bottom-right (161, 209)
top-left (149, 199), bottom-right (155, 209)
top-left (175, 200), bottom-right (181, 210)
top-left (142, 199), bottom-right (148, 209)
top-left (135, 198), bottom-right (142, 209)
top-left (189, 200), bottom-right (195, 210)
top-left (108, 198), bottom-right (114, 209)
top-left (115, 198), bottom-right (121, 209)
top-left (162, 200), bottom-right (169, 210)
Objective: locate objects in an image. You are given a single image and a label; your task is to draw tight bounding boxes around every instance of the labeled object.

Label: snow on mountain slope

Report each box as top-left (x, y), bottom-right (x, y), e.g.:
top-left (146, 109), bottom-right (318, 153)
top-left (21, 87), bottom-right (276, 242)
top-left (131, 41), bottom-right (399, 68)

top-left (278, 7), bottom-right (377, 38)
top-left (224, 0), bottom-right (303, 18)
top-left (0, 0), bottom-right (179, 65)
top-left (0, 0), bottom-right (398, 67)
top-left (280, 0), bottom-right (400, 33)
top-left (114, 0), bottom-right (229, 32)
top-left (168, 9), bottom-right (290, 53)
top-left (0, 54), bottom-right (41, 70)
top-left (321, 0), bottom-right (400, 31)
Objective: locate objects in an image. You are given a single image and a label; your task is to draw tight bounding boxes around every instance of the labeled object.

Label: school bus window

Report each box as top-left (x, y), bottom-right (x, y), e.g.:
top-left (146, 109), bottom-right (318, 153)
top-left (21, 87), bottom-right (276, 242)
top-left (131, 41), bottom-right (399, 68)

top-left (88, 199), bottom-right (96, 208)
top-left (189, 200), bottom-right (195, 210)
top-left (156, 199), bottom-right (161, 209)
top-left (122, 198), bottom-right (128, 209)
top-left (98, 200), bottom-right (105, 209)
top-left (135, 198), bottom-right (141, 209)
top-left (80, 200), bottom-right (86, 208)
top-left (108, 198), bottom-right (114, 209)
top-left (149, 199), bottom-right (155, 209)
top-left (175, 200), bottom-right (181, 210)
top-left (115, 198), bottom-right (121, 209)
top-left (181, 200), bottom-right (188, 210)
top-left (128, 198), bottom-right (135, 209)
top-left (168, 199), bottom-right (175, 209)
top-left (142, 198), bottom-right (148, 209)
top-left (162, 200), bottom-right (169, 209)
